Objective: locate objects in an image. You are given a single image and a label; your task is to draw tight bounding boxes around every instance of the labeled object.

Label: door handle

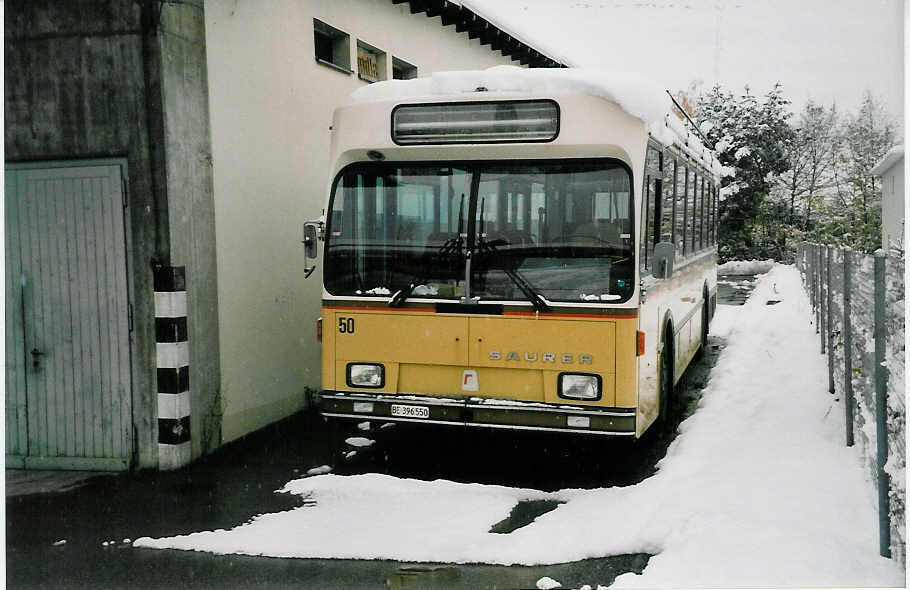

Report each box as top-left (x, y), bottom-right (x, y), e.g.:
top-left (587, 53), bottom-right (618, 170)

top-left (31, 347), bottom-right (44, 368)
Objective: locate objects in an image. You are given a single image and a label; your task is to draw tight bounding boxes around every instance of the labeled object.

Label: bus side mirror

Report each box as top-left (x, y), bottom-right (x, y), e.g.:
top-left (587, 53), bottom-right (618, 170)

top-left (652, 242), bottom-right (675, 279)
top-left (302, 220), bottom-right (324, 278)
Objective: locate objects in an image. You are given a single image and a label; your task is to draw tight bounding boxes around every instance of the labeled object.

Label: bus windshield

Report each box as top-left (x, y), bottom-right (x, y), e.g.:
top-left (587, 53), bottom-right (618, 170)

top-left (324, 160), bottom-right (635, 304)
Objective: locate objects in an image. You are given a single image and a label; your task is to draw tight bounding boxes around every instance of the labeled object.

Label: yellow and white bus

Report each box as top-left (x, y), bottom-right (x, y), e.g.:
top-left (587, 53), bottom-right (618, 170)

top-left (304, 68), bottom-right (720, 439)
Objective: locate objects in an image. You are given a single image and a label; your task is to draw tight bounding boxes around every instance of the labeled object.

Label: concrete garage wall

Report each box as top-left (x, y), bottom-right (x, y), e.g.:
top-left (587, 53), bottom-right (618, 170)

top-left (5, 0), bottom-right (220, 467)
top-left (204, 0), bottom-right (521, 442)
top-left (156, 0), bottom-right (222, 457)
top-left (5, 0), bottom-right (160, 467)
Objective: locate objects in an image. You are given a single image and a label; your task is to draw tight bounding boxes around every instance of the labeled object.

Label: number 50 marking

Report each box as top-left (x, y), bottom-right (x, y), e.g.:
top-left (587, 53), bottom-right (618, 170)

top-left (338, 317), bottom-right (355, 334)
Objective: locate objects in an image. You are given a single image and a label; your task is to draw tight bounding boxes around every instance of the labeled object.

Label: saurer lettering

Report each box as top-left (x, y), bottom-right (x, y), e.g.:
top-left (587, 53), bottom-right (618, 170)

top-left (488, 351), bottom-right (593, 364)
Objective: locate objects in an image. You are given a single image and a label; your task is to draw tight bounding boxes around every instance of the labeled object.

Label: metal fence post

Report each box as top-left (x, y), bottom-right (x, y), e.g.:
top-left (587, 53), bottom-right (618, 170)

top-left (806, 244), bottom-right (815, 313)
top-left (812, 244), bottom-right (818, 311)
top-left (826, 247), bottom-right (834, 392)
top-left (816, 245), bottom-right (822, 332)
top-left (873, 249), bottom-right (891, 558)
top-left (820, 245), bottom-right (826, 353)
top-left (843, 247), bottom-right (854, 447)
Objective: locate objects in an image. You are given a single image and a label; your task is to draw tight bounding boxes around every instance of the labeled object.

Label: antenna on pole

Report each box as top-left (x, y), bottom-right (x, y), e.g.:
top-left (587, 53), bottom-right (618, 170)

top-left (666, 89), bottom-right (712, 148)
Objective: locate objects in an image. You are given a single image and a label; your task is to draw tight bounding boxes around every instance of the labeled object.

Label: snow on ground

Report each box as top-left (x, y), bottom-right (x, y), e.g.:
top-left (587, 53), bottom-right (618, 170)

top-left (134, 266), bottom-right (904, 587)
top-left (717, 258), bottom-right (775, 274)
top-left (344, 437), bottom-right (375, 448)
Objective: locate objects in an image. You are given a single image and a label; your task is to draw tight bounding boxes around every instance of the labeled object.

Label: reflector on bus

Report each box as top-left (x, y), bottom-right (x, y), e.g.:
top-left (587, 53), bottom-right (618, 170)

top-left (391, 100), bottom-right (559, 145)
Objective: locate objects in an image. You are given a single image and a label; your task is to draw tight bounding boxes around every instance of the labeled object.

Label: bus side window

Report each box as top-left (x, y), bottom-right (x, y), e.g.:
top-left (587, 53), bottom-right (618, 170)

top-left (662, 154), bottom-right (675, 246)
top-left (703, 180), bottom-right (710, 248)
top-left (640, 144), bottom-right (661, 273)
top-left (676, 164), bottom-right (687, 255)
top-left (712, 184), bottom-right (718, 245)
top-left (686, 166), bottom-right (696, 255)
top-left (654, 150), bottom-right (663, 250)
top-left (711, 184), bottom-right (719, 244)
top-left (692, 169), bottom-right (705, 252)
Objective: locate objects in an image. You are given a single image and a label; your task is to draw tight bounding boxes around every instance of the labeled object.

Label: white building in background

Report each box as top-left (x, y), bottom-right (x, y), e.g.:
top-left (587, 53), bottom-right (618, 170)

top-left (871, 145), bottom-right (905, 255)
top-left (203, 0), bottom-right (566, 442)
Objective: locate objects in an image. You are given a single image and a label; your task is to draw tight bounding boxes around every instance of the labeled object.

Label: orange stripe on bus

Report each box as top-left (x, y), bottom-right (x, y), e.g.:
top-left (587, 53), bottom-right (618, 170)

top-left (322, 305), bottom-right (637, 319)
top-left (503, 311), bottom-right (638, 319)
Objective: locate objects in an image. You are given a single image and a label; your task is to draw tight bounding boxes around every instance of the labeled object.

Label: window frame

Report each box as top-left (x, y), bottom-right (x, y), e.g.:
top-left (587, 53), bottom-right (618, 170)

top-left (356, 39), bottom-right (387, 83)
top-left (313, 18), bottom-right (353, 74)
top-left (323, 157), bottom-right (636, 304)
top-left (392, 56), bottom-right (418, 80)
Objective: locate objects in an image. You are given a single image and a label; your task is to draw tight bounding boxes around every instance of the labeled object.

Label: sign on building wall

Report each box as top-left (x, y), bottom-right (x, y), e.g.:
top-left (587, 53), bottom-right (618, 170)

top-left (357, 48), bottom-right (379, 81)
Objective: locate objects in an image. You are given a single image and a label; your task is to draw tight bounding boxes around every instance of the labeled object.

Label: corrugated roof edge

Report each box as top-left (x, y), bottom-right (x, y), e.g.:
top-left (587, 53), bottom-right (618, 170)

top-left (457, 0), bottom-right (575, 67)
top-left (391, 0), bottom-right (569, 68)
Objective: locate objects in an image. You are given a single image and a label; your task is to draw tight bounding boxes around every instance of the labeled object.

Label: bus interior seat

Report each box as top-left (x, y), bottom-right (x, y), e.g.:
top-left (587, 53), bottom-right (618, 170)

top-left (487, 224), bottom-right (534, 247)
top-left (569, 219), bottom-right (622, 247)
top-left (425, 231), bottom-right (457, 247)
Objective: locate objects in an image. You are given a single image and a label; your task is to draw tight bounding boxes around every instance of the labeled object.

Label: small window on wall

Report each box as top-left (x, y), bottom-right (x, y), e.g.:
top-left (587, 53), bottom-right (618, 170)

top-left (357, 40), bottom-right (387, 82)
top-left (392, 57), bottom-right (418, 80)
top-left (314, 19), bottom-right (351, 73)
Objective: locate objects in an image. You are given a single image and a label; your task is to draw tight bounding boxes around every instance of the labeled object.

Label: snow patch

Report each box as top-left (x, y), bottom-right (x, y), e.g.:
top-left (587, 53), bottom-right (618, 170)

top-left (734, 146), bottom-right (752, 160)
top-left (717, 259), bottom-right (775, 274)
top-left (345, 437), bottom-right (375, 448)
top-left (580, 293), bottom-right (622, 301)
top-left (536, 576), bottom-right (562, 589)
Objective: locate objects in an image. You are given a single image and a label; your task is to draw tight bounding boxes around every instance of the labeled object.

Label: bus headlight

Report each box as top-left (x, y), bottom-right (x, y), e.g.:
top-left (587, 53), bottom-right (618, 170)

top-left (558, 373), bottom-right (601, 401)
top-left (347, 363), bottom-right (385, 388)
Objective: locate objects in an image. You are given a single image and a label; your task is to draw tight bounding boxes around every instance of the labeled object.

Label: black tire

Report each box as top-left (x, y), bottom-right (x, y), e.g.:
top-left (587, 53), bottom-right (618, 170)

top-left (658, 327), bottom-right (674, 423)
top-left (696, 292), bottom-right (709, 359)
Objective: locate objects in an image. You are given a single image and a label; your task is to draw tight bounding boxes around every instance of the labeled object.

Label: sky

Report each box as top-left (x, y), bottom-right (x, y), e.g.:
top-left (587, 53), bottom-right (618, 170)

top-left (464, 0), bottom-right (905, 124)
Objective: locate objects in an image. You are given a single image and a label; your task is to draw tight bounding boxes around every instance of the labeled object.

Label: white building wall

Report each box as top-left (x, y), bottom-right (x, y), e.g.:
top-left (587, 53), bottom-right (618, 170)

top-left (204, 0), bottom-right (521, 442)
top-left (880, 158), bottom-right (905, 253)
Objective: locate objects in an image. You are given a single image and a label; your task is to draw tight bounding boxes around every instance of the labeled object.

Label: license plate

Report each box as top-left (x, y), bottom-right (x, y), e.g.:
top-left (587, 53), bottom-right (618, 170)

top-left (390, 404), bottom-right (430, 419)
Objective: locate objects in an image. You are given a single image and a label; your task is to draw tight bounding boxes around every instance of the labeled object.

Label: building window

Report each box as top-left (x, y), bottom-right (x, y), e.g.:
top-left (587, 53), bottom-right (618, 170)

top-left (392, 57), bottom-right (418, 80)
top-left (357, 40), bottom-right (386, 82)
top-left (314, 19), bottom-right (351, 73)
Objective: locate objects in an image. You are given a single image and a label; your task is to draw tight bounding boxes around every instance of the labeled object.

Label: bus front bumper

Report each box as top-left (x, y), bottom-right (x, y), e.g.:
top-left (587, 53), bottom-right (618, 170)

top-left (318, 392), bottom-right (636, 436)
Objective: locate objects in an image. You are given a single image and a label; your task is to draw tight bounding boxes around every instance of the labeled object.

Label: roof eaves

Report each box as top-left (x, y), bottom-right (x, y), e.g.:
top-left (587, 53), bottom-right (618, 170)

top-left (870, 145), bottom-right (904, 177)
top-left (399, 0), bottom-right (569, 68)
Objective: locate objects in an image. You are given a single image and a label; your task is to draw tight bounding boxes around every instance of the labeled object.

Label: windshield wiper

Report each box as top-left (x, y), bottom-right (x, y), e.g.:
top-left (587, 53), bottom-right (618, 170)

top-left (476, 238), bottom-right (551, 313)
top-left (390, 195), bottom-right (465, 307)
top-left (474, 197), bottom-right (549, 313)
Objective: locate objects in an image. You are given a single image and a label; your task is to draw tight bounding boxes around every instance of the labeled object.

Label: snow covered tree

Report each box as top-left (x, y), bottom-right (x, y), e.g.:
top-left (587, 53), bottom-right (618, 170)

top-left (821, 93), bottom-right (897, 252)
top-left (695, 84), bottom-right (793, 261)
top-left (762, 101), bottom-right (840, 258)
top-left (774, 101), bottom-right (839, 230)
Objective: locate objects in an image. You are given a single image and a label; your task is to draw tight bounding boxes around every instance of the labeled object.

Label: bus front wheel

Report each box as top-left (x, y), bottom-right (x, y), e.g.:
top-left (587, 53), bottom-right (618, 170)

top-left (696, 294), bottom-right (709, 359)
top-left (658, 328), bottom-right (674, 423)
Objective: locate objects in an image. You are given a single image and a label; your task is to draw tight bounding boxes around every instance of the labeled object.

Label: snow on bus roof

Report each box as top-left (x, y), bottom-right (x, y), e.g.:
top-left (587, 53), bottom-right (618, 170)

top-left (349, 66), bottom-right (723, 176)
top-left (350, 66), bottom-right (665, 123)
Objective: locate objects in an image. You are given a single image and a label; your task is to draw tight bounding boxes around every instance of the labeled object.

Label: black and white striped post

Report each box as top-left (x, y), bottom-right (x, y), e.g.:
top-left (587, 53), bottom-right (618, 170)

top-left (154, 266), bottom-right (191, 470)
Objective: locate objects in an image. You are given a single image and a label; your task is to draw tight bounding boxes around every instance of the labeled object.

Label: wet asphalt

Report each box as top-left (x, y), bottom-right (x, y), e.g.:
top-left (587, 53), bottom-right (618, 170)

top-left (7, 276), bottom-right (750, 589)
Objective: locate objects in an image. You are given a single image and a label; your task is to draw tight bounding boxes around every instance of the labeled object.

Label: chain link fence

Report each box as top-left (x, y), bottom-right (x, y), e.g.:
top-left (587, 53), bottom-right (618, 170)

top-left (796, 242), bottom-right (905, 564)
